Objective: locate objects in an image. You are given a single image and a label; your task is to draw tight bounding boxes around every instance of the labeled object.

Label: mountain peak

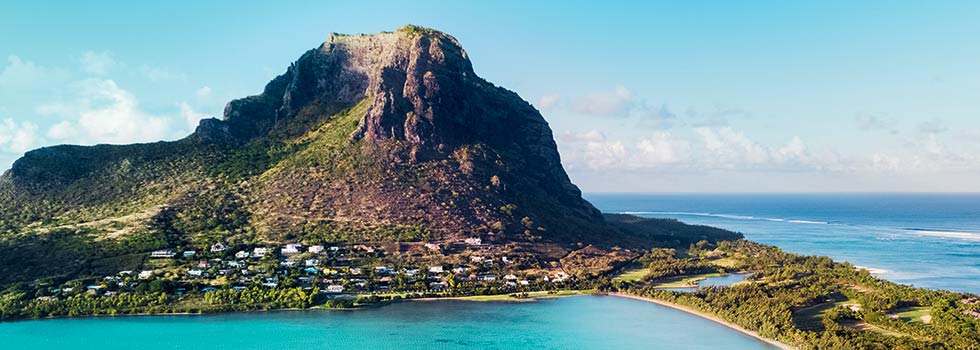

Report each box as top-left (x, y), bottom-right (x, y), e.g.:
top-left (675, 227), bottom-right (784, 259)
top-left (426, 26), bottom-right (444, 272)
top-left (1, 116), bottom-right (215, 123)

top-left (217, 25), bottom-right (477, 146)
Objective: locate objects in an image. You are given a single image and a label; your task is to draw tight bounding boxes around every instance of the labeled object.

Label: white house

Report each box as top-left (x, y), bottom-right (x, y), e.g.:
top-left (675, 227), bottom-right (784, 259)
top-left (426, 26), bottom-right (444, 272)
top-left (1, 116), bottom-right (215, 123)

top-left (183, 250), bottom-right (197, 258)
top-left (252, 247), bottom-right (269, 258)
top-left (281, 244), bottom-right (302, 256)
top-left (188, 269), bottom-right (204, 277)
top-left (235, 250), bottom-right (250, 259)
top-left (354, 245), bottom-right (376, 253)
top-left (464, 237), bottom-right (482, 245)
top-left (150, 250), bottom-right (176, 258)
top-left (138, 270), bottom-right (154, 279)
top-left (308, 245), bottom-right (325, 254)
top-left (211, 242), bottom-right (227, 252)
top-left (428, 266), bottom-right (444, 274)
top-left (325, 285), bottom-right (344, 293)
top-left (551, 272), bottom-right (570, 282)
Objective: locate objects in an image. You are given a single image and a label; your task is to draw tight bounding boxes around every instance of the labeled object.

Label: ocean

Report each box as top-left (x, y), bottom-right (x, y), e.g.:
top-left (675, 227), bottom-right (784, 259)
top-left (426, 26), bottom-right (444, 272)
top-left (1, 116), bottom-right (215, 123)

top-left (0, 297), bottom-right (777, 350)
top-left (587, 193), bottom-right (980, 294)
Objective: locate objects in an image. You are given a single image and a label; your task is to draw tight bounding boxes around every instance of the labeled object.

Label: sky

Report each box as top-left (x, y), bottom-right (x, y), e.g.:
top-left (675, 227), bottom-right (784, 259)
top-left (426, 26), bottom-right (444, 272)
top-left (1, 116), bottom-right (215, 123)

top-left (2, 1), bottom-right (979, 192)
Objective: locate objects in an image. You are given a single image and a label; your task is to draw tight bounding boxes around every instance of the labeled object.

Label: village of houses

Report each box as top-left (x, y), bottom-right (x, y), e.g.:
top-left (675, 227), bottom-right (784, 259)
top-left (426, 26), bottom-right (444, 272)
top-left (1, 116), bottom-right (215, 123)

top-left (45, 237), bottom-right (575, 302)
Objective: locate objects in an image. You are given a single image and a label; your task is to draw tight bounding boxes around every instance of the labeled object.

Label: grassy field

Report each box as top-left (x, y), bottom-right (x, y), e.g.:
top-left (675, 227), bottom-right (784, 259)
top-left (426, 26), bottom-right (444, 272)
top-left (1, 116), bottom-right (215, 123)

top-left (792, 297), bottom-right (860, 332)
top-left (652, 273), bottom-right (722, 288)
top-left (892, 306), bottom-right (932, 325)
top-left (842, 320), bottom-right (909, 338)
top-left (710, 257), bottom-right (738, 268)
top-left (613, 267), bottom-right (649, 282)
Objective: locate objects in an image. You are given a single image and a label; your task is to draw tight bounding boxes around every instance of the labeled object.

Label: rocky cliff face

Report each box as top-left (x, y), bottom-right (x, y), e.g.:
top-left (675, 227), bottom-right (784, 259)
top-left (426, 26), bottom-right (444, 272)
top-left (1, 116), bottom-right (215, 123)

top-left (0, 25), bottom-right (608, 249)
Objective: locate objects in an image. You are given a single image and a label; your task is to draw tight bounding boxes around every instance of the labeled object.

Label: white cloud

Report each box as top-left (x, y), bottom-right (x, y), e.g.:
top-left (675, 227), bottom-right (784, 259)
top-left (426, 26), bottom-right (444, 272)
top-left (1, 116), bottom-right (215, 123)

top-left (696, 127), bottom-right (771, 165)
top-left (917, 119), bottom-right (947, 134)
top-left (636, 103), bottom-right (677, 129)
top-left (0, 118), bottom-right (38, 153)
top-left (582, 140), bottom-right (627, 169)
top-left (46, 120), bottom-right (77, 140)
top-left (557, 130), bottom-right (622, 169)
top-left (683, 104), bottom-right (748, 127)
top-left (80, 51), bottom-right (117, 75)
top-left (775, 136), bottom-right (806, 161)
top-left (40, 79), bottom-right (171, 145)
top-left (536, 94), bottom-right (561, 111)
top-left (562, 127), bottom-right (825, 172)
top-left (179, 102), bottom-right (209, 130)
top-left (869, 153), bottom-right (904, 172)
top-left (558, 130), bottom-right (689, 170)
top-left (559, 130), bottom-right (606, 143)
top-left (196, 86), bottom-right (212, 98)
top-left (0, 55), bottom-right (71, 92)
top-left (855, 113), bottom-right (899, 134)
top-left (571, 85), bottom-right (634, 117)
top-left (635, 132), bottom-right (689, 165)
top-left (0, 53), bottom-right (209, 172)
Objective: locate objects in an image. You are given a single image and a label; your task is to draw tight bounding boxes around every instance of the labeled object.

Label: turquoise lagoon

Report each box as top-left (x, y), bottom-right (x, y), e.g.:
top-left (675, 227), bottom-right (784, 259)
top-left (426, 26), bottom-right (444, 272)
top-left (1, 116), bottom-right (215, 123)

top-left (659, 272), bottom-right (753, 293)
top-left (0, 296), bottom-right (777, 350)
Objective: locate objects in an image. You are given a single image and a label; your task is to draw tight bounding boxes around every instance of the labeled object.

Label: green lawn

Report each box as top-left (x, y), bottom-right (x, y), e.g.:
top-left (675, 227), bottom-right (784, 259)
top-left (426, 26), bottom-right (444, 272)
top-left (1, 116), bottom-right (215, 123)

top-left (651, 273), bottom-right (722, 288)
top-left (792, 297), bottom-right (860, 332)
top-left (842, 320), bottom-right (909, 338)
top-left (892, 306), bottom-right (932, 325)
top-left (613, 267), bottom-right (649, 282)
top-left (710, 257), bottom-right (738, 268)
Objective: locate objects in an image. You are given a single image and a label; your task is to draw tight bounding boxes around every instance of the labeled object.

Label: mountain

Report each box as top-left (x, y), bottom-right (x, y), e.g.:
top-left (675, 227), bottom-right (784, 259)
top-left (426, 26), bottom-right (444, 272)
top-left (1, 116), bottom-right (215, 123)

top-left (0, 25), bottom-right (740, 284)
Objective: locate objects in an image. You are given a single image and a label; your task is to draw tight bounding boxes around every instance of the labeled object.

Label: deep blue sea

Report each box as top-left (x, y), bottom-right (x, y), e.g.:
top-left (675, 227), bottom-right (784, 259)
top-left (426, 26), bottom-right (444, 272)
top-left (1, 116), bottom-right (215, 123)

top-left (587, 193), bottom-right (980, 294)
top-left (0, 297), bottom-right (778, 350)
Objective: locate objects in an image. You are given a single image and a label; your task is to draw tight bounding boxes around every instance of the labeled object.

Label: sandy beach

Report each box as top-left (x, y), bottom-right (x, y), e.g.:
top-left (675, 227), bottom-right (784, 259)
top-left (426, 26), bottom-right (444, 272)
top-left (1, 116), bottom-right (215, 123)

top-left (608, 293), bottom-right (796, 350)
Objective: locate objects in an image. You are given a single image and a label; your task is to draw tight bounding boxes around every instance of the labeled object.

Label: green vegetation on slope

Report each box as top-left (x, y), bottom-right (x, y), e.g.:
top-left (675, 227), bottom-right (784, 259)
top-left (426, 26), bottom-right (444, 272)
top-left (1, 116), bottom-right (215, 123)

top-left (605, 240), bottom-right (980, 350)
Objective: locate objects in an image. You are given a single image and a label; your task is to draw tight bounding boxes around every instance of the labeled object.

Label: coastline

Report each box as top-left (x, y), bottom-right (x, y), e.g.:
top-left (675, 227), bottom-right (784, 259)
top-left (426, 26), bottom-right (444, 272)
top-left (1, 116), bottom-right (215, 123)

top-left (407, 290), bottom-right (593, 303)
top-left (607, 293), bottom-right (796, 350)
top-left (1, 291), bottom-right (590, 323)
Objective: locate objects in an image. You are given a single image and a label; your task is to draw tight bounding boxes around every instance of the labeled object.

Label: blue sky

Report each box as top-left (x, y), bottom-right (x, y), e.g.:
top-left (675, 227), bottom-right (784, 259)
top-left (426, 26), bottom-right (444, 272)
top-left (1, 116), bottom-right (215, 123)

top-left (2, 1), bottom-right (979, 192)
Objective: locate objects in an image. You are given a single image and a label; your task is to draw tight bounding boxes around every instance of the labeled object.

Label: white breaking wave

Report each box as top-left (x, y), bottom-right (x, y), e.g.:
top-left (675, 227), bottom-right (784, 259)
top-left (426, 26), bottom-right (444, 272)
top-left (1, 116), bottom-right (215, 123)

top-left (620, 211), bottom-right (980, 243)
top-left (909, 230), bottom-right (980, 241)
top-left (854, 266), bottom-right (889, 274)
top-left (787, 219), bottom-right (829, 225)
top-left (620, 211), bottom-right (828, 225)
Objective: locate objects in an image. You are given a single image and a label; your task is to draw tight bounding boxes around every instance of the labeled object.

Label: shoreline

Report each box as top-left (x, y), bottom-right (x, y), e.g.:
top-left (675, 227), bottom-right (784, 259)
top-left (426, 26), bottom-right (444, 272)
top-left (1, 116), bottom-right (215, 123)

top-left (406, 290), bottom-right (593, 303)
top-left (0, 291), bottom-right (590, 323)
top-left (607, 293), bottom-right (796, 350)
